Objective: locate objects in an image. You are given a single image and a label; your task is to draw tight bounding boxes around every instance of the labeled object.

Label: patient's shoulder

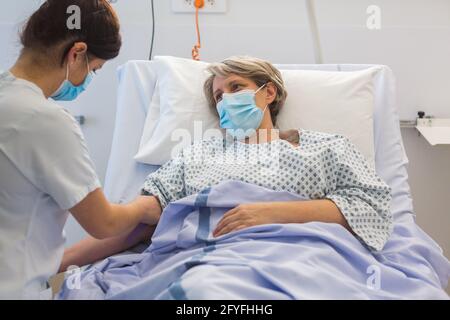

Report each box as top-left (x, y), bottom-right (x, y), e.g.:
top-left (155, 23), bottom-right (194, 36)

top-left (299, 129), bottom-right (348, 146)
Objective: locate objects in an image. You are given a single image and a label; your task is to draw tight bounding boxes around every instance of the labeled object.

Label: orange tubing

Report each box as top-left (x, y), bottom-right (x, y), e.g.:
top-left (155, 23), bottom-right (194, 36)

top-left (192, 0), bottom-right (204, 61)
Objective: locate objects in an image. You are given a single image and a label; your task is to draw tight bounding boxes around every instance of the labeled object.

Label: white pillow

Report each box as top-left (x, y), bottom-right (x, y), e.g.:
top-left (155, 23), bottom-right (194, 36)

top-left (134, 56), bottom-right (378, 165)
top-left (135, 56), bottom-right (219, 164)
top-left (277, 68), bottom-right (378, 165)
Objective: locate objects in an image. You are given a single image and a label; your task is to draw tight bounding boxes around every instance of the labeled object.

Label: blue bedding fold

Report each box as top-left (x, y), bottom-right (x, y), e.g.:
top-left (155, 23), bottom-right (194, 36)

top-left (57, 180), bottom-right (450, 300)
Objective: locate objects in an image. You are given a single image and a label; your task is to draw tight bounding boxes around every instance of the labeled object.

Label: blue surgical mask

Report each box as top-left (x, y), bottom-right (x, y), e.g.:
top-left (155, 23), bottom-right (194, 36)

top-left (217, 84), bottom-right (268, 140)
top-left (51, 55), bottom-right (93, 101)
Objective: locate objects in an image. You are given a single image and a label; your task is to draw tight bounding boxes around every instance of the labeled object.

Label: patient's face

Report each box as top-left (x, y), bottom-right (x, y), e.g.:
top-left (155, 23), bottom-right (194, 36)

top-left (212, 74), bottom-right (267, 110)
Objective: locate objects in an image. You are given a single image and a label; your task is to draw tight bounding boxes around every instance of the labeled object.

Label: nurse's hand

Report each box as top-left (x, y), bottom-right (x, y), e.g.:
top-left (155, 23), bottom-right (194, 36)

top-left (71, 189), bottom-right (162, 240)
top-left (132, 195), bottom-right (162, 226)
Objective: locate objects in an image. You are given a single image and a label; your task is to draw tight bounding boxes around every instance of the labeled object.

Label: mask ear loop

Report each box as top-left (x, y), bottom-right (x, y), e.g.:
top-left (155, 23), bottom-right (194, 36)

top-left (255, 83), bottom-right (267, 94)
top-left (85, 54), bottom-right (91, 74)
top-left (64, 61), bottom-right (70, 81)
top-left (255, 83), bottom-right (269, 114)
top-left (64, 53), bottom-right (90, 82)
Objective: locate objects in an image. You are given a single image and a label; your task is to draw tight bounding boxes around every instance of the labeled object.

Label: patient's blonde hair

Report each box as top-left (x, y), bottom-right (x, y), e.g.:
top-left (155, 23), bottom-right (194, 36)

top-left (204, 56), bottom-right (288, 126)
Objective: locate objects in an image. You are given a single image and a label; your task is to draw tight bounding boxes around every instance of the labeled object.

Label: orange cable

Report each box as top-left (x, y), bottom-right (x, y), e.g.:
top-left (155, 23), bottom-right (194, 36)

top-left (192, 0), bottom-right (204, 61)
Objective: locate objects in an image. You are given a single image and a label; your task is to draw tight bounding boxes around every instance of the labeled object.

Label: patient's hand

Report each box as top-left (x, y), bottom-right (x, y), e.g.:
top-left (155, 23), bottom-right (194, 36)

top-left (213, 203), bottom-right (280, 237)
top-left (213, 199), bottom-right (352, 238)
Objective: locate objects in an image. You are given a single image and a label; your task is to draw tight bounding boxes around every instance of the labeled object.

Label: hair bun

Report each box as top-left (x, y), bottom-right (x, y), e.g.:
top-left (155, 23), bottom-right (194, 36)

top-left (20, 0), bottom-right (122, 65)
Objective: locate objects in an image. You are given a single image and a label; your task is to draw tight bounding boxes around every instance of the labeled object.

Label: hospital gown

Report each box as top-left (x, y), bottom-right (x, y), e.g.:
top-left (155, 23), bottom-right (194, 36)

top-left (142, 129), bottom-right (393, 251)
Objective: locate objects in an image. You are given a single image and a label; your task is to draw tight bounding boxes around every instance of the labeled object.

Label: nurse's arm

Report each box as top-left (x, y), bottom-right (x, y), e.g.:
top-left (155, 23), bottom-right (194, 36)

top-left (70, 189), bottom-right (161, 239)
top-left (59, 223), bottom-right (155, 273)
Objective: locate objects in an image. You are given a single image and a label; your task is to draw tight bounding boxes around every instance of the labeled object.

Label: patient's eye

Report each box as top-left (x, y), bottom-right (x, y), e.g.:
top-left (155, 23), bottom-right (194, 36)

top-left (230, 83), bottom-right (244, 92)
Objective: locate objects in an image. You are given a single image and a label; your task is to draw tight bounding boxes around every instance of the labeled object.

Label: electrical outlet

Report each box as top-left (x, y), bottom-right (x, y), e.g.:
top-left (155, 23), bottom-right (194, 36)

top-left (172, 0), bottom-right (227, 13)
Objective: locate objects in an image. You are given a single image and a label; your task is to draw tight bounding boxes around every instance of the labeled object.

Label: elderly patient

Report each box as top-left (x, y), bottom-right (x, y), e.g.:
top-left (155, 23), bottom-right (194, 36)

top-left (60, 56), bottom-right (393, 271)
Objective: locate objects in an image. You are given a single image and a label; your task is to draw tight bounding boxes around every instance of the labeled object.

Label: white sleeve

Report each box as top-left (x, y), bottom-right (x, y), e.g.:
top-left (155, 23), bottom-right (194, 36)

top-left (5, 108), bottom-right (101, 210)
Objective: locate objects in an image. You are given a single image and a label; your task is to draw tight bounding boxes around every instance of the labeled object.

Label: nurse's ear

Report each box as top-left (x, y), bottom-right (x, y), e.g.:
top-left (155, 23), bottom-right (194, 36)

top-left (63, 42), bottom-right (90, 86)
top-left (264, 82), bottom-right (278, 106)
top-left (65, 42), bottom-right (88, 67)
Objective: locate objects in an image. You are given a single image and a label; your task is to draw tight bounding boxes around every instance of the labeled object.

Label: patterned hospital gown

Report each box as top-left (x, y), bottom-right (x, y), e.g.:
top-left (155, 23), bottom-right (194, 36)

top-left (142, 129), bottom-right (393, 251)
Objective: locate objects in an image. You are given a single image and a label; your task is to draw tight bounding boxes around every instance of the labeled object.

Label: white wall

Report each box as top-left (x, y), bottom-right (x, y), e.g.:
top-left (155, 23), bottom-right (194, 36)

top-left (312, 0), bottom-right (450, 294)
top-left (316, 0), bottom-right (450, 121)
top-left (1, 0), bottom-right (449, 293)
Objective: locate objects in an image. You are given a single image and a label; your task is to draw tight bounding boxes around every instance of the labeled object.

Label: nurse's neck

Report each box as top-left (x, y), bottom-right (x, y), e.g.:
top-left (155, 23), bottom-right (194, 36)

top-left (10, 51), bottom-right (64, 99)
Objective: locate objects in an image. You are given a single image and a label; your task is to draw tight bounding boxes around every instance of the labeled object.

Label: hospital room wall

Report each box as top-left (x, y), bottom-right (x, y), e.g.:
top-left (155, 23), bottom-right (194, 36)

top-left (1, 0), bottom-right (449, 282)
top-left (313, 1), bottom-right (450, 289)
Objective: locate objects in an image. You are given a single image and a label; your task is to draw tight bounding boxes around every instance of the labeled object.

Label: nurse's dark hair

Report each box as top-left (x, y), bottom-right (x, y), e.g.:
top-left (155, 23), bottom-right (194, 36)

top-left (20, 0), bottom-right (121, 65)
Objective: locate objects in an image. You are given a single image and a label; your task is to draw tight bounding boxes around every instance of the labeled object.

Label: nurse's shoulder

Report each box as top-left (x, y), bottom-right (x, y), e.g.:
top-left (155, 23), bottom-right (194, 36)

top-left (0, 71), bottom-right (96, 212)
top-left (0, 71), bottom-right (83, 147)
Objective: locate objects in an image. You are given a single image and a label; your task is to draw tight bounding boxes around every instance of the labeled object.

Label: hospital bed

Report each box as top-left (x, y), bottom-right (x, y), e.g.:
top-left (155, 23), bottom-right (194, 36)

top-left (105, 63), bottom-right (399, 205)
top-left (105, 62), bottom-right (413, 223)
top-left (59, 61), bottom-right (449, 299)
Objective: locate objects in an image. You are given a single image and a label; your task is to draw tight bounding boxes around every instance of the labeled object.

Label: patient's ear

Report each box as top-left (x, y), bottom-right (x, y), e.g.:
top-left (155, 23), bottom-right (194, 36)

top-left (265, 82), bottom-right (277, 105)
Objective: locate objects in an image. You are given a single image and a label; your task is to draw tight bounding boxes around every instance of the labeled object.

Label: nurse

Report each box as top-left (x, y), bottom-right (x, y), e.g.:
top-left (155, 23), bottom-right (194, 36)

top-left (0, 0), bottom-right (160, 299)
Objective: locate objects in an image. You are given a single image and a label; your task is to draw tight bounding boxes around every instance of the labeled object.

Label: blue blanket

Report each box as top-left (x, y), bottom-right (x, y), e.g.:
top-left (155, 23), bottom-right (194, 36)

top-left (57, 181), bottom-right (450, 299)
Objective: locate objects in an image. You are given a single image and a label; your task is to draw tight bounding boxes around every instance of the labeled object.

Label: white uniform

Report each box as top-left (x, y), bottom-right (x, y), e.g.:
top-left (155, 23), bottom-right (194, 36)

top-left (0, 71), bottom-right (101, 299)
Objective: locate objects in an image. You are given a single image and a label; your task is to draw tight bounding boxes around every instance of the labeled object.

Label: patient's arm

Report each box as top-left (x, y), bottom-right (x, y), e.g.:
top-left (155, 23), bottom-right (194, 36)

top-left (213, 200), bottom-right (352, 237)
top-left (59, 223), bottom-right (156, 273)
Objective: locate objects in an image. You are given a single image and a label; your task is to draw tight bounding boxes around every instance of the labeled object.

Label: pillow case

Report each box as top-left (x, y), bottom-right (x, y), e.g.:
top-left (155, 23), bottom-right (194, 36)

top-left (277, 68), bottom-right (378, 164)
top-left (135, 56), bottom-right (219, 164)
